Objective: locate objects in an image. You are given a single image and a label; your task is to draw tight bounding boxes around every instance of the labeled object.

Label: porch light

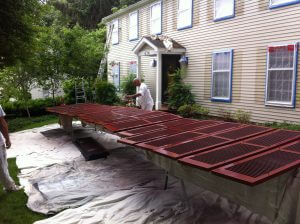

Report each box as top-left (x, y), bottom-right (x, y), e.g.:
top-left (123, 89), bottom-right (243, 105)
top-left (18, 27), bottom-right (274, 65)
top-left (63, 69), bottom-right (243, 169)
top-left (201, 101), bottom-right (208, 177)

top-left (150, 59), bottom-right (157, 67)
top-left (179, 56), bottom-right (188, 66)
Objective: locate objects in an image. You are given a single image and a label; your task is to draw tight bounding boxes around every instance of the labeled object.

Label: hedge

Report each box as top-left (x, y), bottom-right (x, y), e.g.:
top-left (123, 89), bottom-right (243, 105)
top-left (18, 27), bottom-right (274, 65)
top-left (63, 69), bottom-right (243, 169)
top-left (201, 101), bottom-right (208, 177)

top-left (1, 97), bottom-right (64, 118)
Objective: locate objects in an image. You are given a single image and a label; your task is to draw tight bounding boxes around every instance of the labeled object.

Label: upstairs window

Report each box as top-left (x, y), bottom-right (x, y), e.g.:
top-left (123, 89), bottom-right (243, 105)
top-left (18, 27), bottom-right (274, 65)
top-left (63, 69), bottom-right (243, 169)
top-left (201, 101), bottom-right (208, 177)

top-left (111, 19), bottom-right (119, 45)
top-left (212, 49), bottom-right (233, 102)
top-left (129, 11), bottom-right (138, 41)
top-left (266, 44), bottom-right (298, 107)
top-left (150, 1), bottom-right (162, 35)
top-left (214, 0), bottom-right (235, 21)
top-left (270, 0), bottom-right (300, 8)
top-left (177, 0), bottom-right (193, 30)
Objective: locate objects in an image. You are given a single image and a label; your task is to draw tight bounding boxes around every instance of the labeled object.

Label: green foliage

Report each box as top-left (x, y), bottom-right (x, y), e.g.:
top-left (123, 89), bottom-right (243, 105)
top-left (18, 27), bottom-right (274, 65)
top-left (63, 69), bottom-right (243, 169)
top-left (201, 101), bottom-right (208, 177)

top-left (220, 109), bottom-right (234, 121)
top-left (178, 104), bottom-right (209, 118)
top-left (0, 0), bottom-right (41, 67)
top-left (62, 79), bottom-right (76, 104)
top-left (94, 79), bottom-right (120, 105)
top-left (62, 24), bottom-right (106, 78)
top-left (1, 97), bottom-right (63, 118)
top-left (35, 21), bottom-right (66, 98)
top-left (50, 0), bottom-right (116, 29)
top-left (121, 73), bottom-right (136, 95)
top-left (62, 78), bottom-right (94, 104)
top-left (167, 69), bottom-right (195, 110)
top-left (50, 0), bottom-right (141, 29)
top-left (0, 159), bottom-right (47, 224)
top-left (265, 122), bottom-right (300, 131)
top-left (0, 62), bottom-right (39, 110)
top-left (234, 109), bottom-right (252, 124)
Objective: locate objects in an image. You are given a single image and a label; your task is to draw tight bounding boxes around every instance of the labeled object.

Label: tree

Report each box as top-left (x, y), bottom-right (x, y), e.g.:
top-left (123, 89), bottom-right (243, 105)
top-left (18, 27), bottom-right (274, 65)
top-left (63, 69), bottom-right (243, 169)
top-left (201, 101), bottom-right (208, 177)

top-left (50, 0), bottom-right (141, 29)
top-left (50, 0), bottom-right (116, 29)
top-left (0, 60), bottom-right (39, 117)
top-left (0, 0), bottom-right (40, 67)
top-left (62, 24), bottom-right (106, 79)
top-left (34, 5), bottom-right (67, 100)
top-left (35, 27), bottom-right (66, 100)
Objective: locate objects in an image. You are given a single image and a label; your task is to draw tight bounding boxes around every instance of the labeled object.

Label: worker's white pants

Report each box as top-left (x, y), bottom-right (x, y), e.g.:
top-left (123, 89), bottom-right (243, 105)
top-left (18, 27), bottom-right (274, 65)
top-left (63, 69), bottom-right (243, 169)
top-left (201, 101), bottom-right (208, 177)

top-left (0, 145), bottom-right (16, 190)
top-left (141, 104), bottom-right (154, 111)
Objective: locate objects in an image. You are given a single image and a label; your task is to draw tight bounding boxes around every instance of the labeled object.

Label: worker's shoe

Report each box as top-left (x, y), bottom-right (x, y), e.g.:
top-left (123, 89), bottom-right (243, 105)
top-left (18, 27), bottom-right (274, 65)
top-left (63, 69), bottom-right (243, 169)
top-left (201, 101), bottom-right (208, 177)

top-left (3, 185), bottom-right (24, 193)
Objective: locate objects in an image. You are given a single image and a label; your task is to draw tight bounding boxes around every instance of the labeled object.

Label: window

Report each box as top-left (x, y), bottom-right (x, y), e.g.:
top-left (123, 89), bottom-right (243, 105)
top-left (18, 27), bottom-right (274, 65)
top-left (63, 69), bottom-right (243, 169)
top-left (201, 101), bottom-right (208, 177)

top-left (129, 61), bottom-right (137, 75)
top-left (177, 0), bottom-right (193, 30)
top-left (111, 19), bottom-right (119, 45)
top-left (150, 1), bottom-right (162, 35)
top-left (266, 44), bottom-right (297, 107)
top-left (211, 49), bottom-right (233, 102)
top-left (214, 0), bottom-right (235, 21)
top-left (129, 11), bottom-right (138, 41)
top-left (270, 0), bottom-right (300, 8)
top-left (112, 63), bottom-right (120, 90)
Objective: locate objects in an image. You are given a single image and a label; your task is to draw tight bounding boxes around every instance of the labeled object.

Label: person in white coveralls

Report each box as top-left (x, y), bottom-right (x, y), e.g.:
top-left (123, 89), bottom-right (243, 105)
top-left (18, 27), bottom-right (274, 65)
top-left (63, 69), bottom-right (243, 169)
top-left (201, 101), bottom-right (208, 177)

top-left (126, 78), bottom-right (154, 111)
top-left (0, 105), bottom-right (22, 192)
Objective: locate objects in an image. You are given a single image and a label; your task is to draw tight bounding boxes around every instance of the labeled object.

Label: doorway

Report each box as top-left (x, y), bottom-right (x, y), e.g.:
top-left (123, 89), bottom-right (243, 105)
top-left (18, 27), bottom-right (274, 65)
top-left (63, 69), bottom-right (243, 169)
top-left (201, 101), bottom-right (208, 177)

top-left (161, 54), bottom-right (181, 104)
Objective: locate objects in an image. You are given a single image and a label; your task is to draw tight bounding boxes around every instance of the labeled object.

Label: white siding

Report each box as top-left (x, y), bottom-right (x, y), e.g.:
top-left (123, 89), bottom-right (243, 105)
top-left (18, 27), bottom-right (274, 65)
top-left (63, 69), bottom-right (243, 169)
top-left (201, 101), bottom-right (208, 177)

top-left (107, 0), bottom-right (300, 124)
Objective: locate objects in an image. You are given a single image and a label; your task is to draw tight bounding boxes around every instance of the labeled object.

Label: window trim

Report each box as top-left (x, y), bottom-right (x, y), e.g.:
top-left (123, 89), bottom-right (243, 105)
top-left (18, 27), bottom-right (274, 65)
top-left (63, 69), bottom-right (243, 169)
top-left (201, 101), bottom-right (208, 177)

top-left (129, 61), bottom-right (137, 75)
top-left (269, 0), bottom-right (300, 9)
top-left (177, 0), bottom-right (193, 30)
top-left (111, 19), bottom-right (119, 45)
top-left (211, 49), bottom-right (234, 103)
top-left (150, 1), bottom-right (162, 35)
top-left (265, 43), bottom-right (298, 108)
top-left (214, 0), bottom-right (235, 22)
top-left (129, 11), bottom-right (139, 41)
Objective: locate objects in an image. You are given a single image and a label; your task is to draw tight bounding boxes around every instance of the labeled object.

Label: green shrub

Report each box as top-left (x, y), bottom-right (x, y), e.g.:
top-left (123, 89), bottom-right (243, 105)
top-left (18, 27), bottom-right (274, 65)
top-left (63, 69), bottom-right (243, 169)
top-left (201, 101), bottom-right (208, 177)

top-left (168, 69), bottom-right (195, 110)
top-left (265, 122), bottom-right (300, 131)
top-left (220, 109), bottom-right (234, 121)
top-left (121, 73), bottom-right (136, 96)
top-left (1, 97), bottom-right (64, 117)
top-left (62, 79), bottom-right (76, 104)
top-left (94, 79), bottom-right (120, 105)
top-left (178, 104), bottom-right (193, 117)
top-left (178, 104), bottom-right (209, 118)
top-left (234, 109), bottom-right (251, 123)
top-left (62, 78), bottom-right (94, 104)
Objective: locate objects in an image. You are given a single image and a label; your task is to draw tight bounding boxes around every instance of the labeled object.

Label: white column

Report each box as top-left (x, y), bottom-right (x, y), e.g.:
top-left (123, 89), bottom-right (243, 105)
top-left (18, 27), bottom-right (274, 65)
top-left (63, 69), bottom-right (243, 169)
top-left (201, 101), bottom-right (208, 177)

top-left (155, 53), bottom-right (162, 110)
top-left (136, 55), bottom-right (141, 80)
top-left (136, 55), bottom-right (141, 106)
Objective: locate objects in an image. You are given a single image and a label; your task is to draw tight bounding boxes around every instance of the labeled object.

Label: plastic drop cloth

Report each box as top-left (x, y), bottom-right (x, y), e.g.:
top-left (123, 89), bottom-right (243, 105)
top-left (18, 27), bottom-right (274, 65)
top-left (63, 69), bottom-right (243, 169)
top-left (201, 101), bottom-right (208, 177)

top-left (6, 124), bottom-right (298, 224)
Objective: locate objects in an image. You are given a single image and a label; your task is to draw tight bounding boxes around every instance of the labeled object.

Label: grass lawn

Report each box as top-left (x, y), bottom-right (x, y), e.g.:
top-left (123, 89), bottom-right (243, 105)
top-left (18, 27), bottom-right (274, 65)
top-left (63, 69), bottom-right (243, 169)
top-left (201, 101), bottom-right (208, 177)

top-left (7, 115), bottom-right (58, 133)
top-left (0, 159), bottom-right (47, 224)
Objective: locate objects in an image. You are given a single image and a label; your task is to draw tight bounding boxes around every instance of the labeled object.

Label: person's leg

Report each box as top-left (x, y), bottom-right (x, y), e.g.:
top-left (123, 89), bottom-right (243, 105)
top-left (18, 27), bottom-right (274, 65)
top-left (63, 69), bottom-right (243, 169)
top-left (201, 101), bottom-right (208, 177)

top-left (144, 104), bottom-right (153, 111)
top-left (0, 145), bottom-right (17, 191)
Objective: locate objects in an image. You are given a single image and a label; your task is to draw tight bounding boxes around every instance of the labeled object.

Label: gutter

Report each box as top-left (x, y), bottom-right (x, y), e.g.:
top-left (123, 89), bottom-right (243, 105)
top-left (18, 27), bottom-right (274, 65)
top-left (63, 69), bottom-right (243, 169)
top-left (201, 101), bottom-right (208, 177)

top-left (102, 0), bottom-right (157, 23)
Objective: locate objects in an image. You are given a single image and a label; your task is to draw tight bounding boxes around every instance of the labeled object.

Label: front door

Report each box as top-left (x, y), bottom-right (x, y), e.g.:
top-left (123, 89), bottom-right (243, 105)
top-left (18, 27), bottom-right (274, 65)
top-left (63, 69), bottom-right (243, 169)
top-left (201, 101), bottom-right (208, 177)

top-left (161, 55), bottom-right (181, 104)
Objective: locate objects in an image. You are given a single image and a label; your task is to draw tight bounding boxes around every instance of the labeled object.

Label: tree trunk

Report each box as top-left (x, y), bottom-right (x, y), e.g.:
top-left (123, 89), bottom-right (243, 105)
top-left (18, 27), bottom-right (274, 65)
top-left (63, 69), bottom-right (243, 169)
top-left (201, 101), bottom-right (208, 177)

top-left (25, 101), bottom-right (31, 118)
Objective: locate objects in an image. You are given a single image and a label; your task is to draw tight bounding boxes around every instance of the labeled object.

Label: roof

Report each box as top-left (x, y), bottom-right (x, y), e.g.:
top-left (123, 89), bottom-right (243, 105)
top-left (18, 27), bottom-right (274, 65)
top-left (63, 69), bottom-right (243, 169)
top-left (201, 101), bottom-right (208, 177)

top-left (133, 35), bottom-right (186, 55)
top-left (144, 36), bottom-right (185, 50)
top-left (102, 0), bottom-right (156, 23)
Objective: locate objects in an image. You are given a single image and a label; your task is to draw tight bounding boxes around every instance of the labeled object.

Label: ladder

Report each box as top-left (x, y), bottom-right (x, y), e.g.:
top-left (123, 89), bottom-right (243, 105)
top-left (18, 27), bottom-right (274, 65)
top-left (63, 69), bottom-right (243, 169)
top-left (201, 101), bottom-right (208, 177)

top-left (75, 78), bottom-right (87, 104)
top-left (98, 24), bottom-right (114, 79)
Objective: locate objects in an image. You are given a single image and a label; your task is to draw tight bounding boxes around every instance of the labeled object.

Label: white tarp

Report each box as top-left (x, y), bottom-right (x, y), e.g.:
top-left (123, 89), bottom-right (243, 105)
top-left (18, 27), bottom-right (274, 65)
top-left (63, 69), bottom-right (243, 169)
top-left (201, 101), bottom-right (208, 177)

top-left (7, 124), bottom-right (274, 224)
